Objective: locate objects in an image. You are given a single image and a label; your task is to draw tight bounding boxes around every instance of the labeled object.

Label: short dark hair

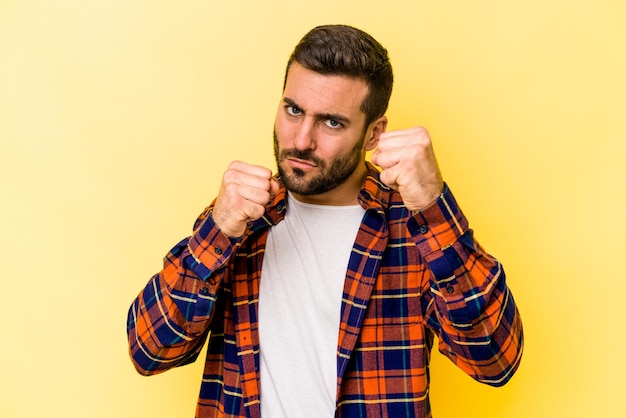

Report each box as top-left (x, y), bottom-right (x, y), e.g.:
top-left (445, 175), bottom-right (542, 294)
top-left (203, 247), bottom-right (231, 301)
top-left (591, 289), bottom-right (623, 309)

top-left (284, 25), bottom-right (394, 125)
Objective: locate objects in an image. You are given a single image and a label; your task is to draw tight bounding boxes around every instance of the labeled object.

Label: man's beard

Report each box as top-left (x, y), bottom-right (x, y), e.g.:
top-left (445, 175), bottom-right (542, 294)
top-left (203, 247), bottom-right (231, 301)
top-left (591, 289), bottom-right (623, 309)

top-left (273, 130), bottom-right (365, 196)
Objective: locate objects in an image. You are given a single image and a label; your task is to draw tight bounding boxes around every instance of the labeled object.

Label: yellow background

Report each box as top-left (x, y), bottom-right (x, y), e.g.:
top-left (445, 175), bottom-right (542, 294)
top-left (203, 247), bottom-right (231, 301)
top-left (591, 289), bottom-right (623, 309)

top-left (1, 1), bottom-right (625, 417)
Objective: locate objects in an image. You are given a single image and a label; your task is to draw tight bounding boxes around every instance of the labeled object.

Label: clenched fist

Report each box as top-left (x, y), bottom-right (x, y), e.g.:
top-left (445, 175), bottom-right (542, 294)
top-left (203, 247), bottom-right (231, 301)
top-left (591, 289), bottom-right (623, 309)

top-left (212, 161), bottom-right (280, 237)
top-left (371, 126), bottom-right (444, 211)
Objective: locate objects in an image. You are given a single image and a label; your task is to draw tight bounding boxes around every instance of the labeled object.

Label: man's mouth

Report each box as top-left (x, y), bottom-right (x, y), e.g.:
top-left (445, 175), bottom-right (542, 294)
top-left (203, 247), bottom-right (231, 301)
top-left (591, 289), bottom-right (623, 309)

top-left (286, 157), bottom-right (318, 170)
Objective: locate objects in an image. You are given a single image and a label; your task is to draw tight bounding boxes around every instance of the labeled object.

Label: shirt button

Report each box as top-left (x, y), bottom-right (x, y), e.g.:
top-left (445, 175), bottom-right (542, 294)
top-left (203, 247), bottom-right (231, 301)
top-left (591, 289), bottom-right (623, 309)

top-left (419, 224), bottom-right (429, 234)
top-left (446, 285), bottom-right (454, 294)
top-left (200, 287), bottom-right (209, 295)
top-left (214, 247), bottom-right (223, 255)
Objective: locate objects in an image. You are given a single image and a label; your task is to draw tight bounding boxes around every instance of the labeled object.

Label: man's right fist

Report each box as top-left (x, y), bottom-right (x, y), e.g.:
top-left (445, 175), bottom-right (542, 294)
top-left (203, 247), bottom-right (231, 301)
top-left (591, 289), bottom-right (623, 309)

top-left (212, 161), bottom-right (280, 237)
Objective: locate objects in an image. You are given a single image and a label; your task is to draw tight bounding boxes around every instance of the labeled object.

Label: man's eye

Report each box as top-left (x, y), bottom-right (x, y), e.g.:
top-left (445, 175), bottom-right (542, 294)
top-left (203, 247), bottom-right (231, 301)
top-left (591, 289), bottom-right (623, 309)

top-left (324, 119), bottom-right (342, 128)
top-left (286, 105), bottom-right (302, 116)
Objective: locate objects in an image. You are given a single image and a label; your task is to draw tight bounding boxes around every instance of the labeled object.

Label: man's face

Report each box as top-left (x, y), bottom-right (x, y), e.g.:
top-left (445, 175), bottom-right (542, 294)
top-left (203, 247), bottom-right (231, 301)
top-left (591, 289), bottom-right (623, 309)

top-left (274, 62), bottom-right (377, 203)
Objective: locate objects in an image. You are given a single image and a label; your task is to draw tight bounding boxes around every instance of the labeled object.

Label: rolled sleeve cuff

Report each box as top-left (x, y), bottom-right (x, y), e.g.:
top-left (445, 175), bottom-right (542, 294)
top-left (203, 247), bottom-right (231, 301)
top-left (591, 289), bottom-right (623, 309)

top-left (186, 211), bottom-right (235, 283)
top-left (408, 183), bottom-right (470, 255)
top-left (409, 185), bottom-right (486, 328)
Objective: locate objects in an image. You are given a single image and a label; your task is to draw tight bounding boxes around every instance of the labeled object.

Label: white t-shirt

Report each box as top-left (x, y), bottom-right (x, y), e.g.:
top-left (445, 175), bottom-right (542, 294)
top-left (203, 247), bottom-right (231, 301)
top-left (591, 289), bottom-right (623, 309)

top-left (258, 193), bottom-right (365, 418)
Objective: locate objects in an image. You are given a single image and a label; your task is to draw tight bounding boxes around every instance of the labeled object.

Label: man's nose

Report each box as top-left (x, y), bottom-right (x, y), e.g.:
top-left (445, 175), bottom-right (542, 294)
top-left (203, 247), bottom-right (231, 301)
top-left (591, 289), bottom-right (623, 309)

top-left (293, 118), bottom-right (316, 150)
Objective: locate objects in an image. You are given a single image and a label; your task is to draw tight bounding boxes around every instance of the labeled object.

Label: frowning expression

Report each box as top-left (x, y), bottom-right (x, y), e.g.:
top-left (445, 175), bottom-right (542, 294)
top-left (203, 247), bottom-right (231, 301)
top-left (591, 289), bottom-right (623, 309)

top-left (274, 62), bottom-right (381, 204)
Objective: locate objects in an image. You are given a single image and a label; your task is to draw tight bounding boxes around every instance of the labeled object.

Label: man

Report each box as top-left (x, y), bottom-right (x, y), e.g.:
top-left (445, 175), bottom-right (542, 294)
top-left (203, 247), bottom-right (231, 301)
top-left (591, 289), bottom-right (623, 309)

top-left (127, 24), bottom-right (523, 418)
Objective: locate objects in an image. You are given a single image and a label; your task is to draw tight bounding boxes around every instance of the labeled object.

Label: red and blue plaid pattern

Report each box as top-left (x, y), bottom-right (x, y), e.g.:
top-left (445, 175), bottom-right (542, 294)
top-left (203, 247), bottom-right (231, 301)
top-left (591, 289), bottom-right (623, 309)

top-left (128, 162), bottom-right (523, 418)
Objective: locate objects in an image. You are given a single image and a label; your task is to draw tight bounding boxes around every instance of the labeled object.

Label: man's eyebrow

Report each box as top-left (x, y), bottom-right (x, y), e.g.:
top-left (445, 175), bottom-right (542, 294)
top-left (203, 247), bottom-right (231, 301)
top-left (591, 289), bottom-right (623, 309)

top-left (282, 97), bottom-right (301, 109)
top-left (282, 97), bottom-right (352, 125)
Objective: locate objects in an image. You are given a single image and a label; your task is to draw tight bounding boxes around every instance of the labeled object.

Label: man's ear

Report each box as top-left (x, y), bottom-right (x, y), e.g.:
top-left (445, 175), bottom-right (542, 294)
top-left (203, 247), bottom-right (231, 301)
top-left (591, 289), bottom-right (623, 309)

top-left (364, 116), bottom-right (388, 151)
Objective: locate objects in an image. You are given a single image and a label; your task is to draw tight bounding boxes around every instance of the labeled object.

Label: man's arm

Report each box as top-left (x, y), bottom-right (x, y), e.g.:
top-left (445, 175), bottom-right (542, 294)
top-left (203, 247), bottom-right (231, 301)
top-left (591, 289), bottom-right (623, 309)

top-left (127, 160), bottom-right (278, 375)
top-left (372, 126), bottom-right (523, 384)
top-left (411, 186), bottom-right (523, 386)
top-left (126, 208), bottom-right (236, 375)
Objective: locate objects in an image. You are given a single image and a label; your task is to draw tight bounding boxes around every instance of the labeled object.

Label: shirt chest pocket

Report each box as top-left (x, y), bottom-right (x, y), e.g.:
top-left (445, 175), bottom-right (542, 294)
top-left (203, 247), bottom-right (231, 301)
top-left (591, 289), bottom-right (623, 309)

top-left (362, 269), bottom-right (423, 327)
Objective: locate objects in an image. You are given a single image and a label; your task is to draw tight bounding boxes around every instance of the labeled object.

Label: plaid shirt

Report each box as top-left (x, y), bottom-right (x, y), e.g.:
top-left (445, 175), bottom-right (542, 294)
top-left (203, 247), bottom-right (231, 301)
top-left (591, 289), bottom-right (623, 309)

top-left (127, 162), bottom-right (523, 418)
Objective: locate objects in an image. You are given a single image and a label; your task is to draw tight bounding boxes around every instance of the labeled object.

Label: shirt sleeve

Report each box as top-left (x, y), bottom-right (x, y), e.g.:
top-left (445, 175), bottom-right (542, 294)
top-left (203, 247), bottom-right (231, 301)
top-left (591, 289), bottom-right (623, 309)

top-left (126, 207), bottom-right (235, 376)
top-left (409, 184), bottom-right (524, 387)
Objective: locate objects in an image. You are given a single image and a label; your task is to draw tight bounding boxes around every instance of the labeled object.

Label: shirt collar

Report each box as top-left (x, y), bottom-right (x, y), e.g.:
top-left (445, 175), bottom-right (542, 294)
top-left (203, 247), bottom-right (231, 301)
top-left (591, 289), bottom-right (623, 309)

top-left (246, 161), bottom-right (393, 234)
top-left (358, 161), bottom-right (394, 214)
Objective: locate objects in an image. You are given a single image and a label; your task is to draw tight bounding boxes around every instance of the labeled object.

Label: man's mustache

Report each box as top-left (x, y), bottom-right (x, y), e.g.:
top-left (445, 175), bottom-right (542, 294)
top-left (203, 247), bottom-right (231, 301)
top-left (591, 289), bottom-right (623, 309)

top-left (280, 149), bottom-right (323, 167)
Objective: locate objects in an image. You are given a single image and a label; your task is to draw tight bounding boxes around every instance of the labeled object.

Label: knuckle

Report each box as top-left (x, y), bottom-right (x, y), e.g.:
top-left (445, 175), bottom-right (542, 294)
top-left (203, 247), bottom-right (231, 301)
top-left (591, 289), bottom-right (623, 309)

top-left (222, 181), bottom-right (237, 193)
top-left (248, 204), bottom-right (265, 219)
top-left (227, 160), bottom-right (242, 170)
top-left (411, 126), bottom-right (429, 135)
top-left (259, 166), bottom-right (272, 178)
top-left (222, 167), bottom-right (240, 183)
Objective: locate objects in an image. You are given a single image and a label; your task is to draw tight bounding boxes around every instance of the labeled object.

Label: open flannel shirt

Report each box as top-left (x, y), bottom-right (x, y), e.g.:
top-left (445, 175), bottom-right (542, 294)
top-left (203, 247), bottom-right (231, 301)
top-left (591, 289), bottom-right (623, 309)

top-left (127, 162), bottom-right (524, 418)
